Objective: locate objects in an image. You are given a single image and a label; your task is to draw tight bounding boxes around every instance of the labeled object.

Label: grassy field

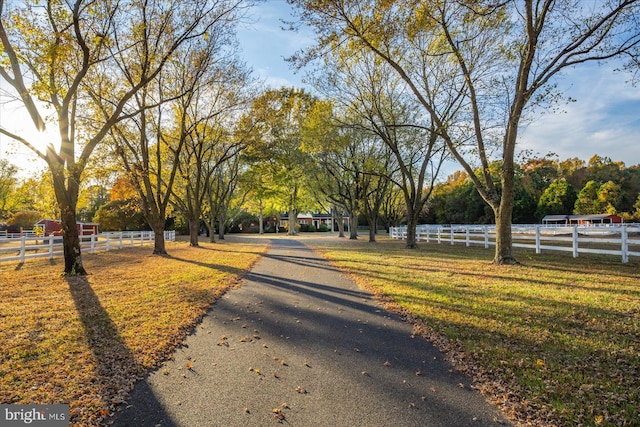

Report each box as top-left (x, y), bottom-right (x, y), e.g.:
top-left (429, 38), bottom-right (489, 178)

top-left (305, 236), bottom-right (639, 427)
top-left (2, 233), bottom-right (638, 426)
top-left (0, 239), bottom-right (267, 426)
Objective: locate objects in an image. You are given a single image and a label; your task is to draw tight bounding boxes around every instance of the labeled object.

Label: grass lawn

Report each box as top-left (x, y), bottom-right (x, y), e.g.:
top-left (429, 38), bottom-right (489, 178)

top-left (0, 239), bottom-right (267, 426)
top-left (305, 236), bottom-right (639, 427)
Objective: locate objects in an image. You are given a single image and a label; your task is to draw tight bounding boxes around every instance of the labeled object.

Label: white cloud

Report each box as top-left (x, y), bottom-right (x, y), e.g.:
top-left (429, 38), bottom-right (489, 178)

top-left (518, 64), bottom-right (640, 166)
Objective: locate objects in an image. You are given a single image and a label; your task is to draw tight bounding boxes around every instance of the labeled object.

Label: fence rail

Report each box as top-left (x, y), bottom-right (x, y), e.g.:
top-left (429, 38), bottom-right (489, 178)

top-left (389, 224), bottom-right (640, 263)
top-left (0, 230), bottom-right (176, 264)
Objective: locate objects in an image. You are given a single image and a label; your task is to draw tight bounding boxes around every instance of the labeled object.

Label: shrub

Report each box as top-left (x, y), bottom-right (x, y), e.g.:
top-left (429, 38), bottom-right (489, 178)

top-left (7, 210), bottom-right (42, 230)
top-left (300, 223), bottom-right (316, 232)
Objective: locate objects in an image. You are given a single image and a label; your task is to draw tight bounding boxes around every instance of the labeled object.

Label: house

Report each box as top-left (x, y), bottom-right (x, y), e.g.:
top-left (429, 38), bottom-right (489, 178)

top-left (35, 219), bottom-right (99, 236)
top-left (279, 212), bottom-right (350, 230)
top-left (541, 214), bottom-right (623, 225)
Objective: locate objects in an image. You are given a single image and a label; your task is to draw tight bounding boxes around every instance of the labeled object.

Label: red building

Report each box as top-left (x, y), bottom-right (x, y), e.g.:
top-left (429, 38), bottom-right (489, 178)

top-left (34, 219), bottom-right (99, 236)
top-left (541, 214), bottom-right (623, 225)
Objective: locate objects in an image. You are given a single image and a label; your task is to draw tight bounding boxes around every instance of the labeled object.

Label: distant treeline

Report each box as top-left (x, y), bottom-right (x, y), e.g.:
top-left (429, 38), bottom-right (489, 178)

top-left (424, 155), bottom-right (640, 224)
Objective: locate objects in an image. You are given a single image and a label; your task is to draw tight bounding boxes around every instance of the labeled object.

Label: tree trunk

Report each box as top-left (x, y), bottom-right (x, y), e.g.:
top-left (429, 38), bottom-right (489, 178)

top-left (348, 211), bottom-right (358, 240)
top-left (337, 207), bottom-right (345, 238)
top-left (366, 207), bottom-right (378, 242)
top-left (50, 164), bottom-right (86, 275)
top-left (494, 167), bottom-right (517, 264)
top-left (60, 205), bottom-right (87, 275)
top-left (188, 217), bottom-right (200, 247)
top-left (288, 209), bottom-right (297, 235)
top-left (405, 208), bottom-right (419, 249)
top-left (150, 217), bottom-right (167, 255)
top-left (368, 224), bottom-right (376, 242)
top-left (207, 216), bottom-right (216, 243)
top-left (218, 210), bottom-right (226, 240)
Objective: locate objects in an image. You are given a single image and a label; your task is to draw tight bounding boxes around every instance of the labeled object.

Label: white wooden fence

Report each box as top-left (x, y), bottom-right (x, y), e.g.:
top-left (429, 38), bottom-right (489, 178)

top-left (389, 224), bottom-right (640, 263)
top-left (0, 230), bottom-right (176, 264)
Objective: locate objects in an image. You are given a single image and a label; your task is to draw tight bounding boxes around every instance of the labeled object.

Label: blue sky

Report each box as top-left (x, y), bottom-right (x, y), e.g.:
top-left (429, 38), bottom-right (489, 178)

top-left (237, 1), bottom-right (640, 169)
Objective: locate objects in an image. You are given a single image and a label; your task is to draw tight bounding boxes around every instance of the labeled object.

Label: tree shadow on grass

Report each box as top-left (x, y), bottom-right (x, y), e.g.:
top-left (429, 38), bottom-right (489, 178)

top-left (65, 276), bottom-right (177, 426)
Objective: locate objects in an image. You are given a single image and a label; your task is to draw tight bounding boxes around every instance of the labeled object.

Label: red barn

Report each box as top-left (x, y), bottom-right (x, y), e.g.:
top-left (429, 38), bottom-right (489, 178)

top-left (35, 219), bottom-right (99, 236)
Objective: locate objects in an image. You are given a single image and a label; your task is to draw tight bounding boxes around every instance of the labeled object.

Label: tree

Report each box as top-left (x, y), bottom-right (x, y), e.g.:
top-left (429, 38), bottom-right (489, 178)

top-left (239, 166), bottom-right (279, 235)
top-left (7, 173), bottom-right (59, 220)
top-left (290, 0), bottom-right (640, 263)
top-left (170, 59), bottom-right (251, 247)
top-left (0, 159), bottom-right (18, 219)
top-left (243, 88), bottom-right (318, 235)
top-left (310, 46), bottom-right (446, 247)
top-left (380, 187), bottom-right (405, 231)
top-left (7, 209), bottom-right (41, 231)
top-left (107, 2), bottom-right (248, 254)
top-left (633, 194), bottom-right (640, 221)
top-left (520, 154), bottom-right (560, 201)
top-left (597, 180), bottom-right (622, 214)
top-left (207, 153), bottom-right (243, 240)
top-left (536, 179), bottom-right (577, 219)
top-left (0, 0), bottom-right (241, 274)
top-left (574, 180), bottom-right (600, 214)
top-left (93, 199), bottom-right (146, 231)
top-left (302, 101), bottom-right (370, 240)
top-left (93, 175), bottom-right (145, 231)
top-left (431, 172), bottom-right (493, 225)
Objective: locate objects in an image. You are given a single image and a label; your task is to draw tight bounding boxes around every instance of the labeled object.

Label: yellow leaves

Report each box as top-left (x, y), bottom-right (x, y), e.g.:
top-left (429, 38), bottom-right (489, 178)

top-left (595, 415), bottom-right (604, 424)
top-left (272, 407), bottom-right (285, 421)
top-left (536, 359), bottom-right (546, 368)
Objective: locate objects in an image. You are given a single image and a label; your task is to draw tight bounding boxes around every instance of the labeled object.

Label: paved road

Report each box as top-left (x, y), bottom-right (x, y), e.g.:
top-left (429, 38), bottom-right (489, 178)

top-left (111, 238), bottom-right (509, 426)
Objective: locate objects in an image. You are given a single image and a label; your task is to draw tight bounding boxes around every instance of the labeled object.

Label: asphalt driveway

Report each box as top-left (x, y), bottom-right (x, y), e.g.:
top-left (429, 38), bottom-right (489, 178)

top-left (110, 237), bottom-right (509, 426)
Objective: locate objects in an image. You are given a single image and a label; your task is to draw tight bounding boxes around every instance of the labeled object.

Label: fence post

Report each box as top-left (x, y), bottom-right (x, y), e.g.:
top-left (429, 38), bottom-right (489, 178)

top-left (465, 227), bottom-right (470, 247)
top-left (484, 227), bottom-right (489, 248)
top-left (20, 236), bottom-right (26, 263)
top-left (106, 234), bottom-right (110, 252)
top-left (621, 224), bottom-right (628, 263)
top-left (119, 233), bottom-right (123, 250)
top-left (437, 227), bottom-right (441, 244)
top-left (426, 227), bottom-right (430, 243)
top-left (90, 234), bottom-right (95, 254)
top-left (535, 225), bottom-right (541, 254)
top-left (49, 235), bottom-right (54, 260)
top-left (572, 226), bottom-right (579, 258)
top-left (130, 232), bottom-right (134, 247)
top-left (450, 227), bottom-right (454, 245)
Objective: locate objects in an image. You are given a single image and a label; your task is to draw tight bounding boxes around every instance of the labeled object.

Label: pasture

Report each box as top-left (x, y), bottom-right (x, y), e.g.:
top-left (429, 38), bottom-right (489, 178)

top-left (1, 233), bottom-right (638, 426)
